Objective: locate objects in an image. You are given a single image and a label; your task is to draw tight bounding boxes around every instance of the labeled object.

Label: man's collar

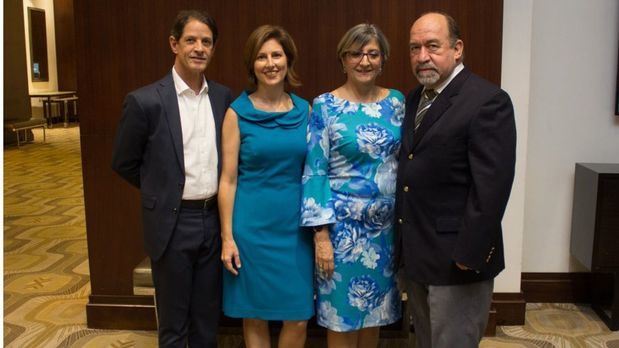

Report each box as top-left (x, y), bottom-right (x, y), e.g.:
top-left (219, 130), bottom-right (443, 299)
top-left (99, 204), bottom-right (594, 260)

top-left (172, 67), bottom-right (208, 95)
top-left (426, 63), bottom-right (464, 95)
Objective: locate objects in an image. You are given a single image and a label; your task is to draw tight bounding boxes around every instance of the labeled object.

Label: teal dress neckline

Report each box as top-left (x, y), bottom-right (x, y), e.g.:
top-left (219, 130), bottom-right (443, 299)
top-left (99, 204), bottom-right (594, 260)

top-left (232, 91), bottom-right (306, 129)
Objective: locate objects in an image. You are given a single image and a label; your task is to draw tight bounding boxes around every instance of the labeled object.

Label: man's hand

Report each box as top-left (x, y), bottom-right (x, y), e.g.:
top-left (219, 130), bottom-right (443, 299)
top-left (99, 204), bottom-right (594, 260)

top-left (456, 262), bottom-right (471, 271)
top-left (456, 262), bottom-right (480, 274)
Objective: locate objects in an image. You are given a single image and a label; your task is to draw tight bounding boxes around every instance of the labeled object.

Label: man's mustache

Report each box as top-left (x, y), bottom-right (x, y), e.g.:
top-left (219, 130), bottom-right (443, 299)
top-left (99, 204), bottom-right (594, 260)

top-left (416, 64), bottom-right (438, 73)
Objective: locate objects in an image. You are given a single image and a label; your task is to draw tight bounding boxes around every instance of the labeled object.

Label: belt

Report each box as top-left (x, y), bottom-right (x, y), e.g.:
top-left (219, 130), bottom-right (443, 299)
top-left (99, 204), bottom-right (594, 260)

top-left (181, 195), bottom-right (217, 210)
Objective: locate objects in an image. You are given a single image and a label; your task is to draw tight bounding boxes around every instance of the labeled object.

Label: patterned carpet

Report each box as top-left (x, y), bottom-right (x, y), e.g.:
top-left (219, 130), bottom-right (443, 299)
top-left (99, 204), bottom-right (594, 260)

top-left (4, 126), bottom-right (619, 347)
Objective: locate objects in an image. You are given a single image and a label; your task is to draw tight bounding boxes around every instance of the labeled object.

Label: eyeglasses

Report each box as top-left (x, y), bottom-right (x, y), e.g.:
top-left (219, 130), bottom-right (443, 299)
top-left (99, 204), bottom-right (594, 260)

top-left (345, 50), bottom-right (382, 63)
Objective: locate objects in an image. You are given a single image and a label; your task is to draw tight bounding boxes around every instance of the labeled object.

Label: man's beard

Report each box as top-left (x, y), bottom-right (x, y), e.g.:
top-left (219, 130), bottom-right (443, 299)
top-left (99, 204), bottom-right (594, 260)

top-left (415, 68), bottom-right (440, 86)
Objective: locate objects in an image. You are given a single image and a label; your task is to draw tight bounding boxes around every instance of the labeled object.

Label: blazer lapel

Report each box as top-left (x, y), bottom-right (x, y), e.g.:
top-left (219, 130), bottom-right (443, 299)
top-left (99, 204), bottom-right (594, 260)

top-left (412, 67), bottom-right (471, 150)
top-left (207, 82), bottom-right (224, 149)
top-left (158, 73), bottom-right (185, 173)
top-left (207, 82), bottom-right (226, 176)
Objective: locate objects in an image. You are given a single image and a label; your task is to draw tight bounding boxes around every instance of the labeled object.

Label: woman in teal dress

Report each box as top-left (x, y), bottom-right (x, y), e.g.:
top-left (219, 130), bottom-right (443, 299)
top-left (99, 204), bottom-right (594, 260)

top-left (219, 25), bottom-right (313, 348)
top-left (300, 24), bottom-right (404, 347)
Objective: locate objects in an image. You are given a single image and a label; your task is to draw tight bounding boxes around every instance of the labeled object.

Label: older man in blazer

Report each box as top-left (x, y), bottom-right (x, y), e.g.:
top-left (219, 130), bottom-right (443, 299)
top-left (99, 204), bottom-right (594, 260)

top-left (111, 10), bottom-right (231, 348)
top-left (396, 12), bottom-right (516, 348)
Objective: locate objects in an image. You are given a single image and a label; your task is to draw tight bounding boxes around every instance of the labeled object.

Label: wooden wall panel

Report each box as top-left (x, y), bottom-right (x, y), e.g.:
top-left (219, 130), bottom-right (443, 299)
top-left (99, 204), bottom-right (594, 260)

top-left (75, 0), bottom-right (504, 328)
top-left (522, 272), bottom-right (592, 303)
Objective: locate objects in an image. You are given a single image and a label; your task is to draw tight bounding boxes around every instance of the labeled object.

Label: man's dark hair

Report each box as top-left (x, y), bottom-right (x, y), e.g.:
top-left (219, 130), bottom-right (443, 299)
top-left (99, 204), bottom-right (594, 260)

top-left (442, 12), bottom-right (461, 48)
top-left (170, 10), bottom-right (218, 44)
top-left (420, 11), bottom-right (461, 48)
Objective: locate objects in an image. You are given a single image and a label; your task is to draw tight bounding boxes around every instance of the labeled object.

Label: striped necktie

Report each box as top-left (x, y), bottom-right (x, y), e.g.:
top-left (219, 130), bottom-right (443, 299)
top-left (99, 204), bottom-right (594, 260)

top-left (414, 89), bottom-right (437, 131)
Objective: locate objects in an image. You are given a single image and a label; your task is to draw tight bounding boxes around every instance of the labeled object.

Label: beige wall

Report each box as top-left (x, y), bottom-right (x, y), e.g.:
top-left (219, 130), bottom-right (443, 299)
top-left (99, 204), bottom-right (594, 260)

top-left (496, 0), bottom-right (533, 292)
top-left (501, 0), bottom-right (619, 288)
top-left (492, 0), bottom-right (619, 291)
top-left (521, 0), bottom-right (619, 272)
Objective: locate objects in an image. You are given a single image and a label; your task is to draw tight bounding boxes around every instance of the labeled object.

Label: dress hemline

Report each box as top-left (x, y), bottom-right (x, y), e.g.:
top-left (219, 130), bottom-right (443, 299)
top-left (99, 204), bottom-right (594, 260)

top-left (224, 308), bottom-right (315, 321)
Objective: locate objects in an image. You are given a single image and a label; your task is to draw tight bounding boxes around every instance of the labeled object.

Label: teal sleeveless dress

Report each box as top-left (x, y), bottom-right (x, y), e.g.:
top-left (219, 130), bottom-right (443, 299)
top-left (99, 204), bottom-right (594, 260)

top-left (222, 91), bottom-right (314, 320)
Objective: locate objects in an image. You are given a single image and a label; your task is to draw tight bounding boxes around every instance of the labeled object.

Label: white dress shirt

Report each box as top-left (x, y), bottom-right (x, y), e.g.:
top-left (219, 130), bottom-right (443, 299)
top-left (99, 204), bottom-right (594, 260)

top-left (172, 67), bottom-right (218, 200)
top-left (423, 62), bottom-right (464, 96)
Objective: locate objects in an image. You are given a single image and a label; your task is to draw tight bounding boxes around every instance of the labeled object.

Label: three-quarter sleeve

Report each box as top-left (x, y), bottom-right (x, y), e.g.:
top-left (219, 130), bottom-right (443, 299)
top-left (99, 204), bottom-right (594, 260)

top-left (300, 97), bottom-right (336, 227)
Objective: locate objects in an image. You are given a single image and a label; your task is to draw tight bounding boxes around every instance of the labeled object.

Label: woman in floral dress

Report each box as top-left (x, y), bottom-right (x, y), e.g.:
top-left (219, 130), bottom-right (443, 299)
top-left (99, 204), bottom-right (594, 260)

top-left (300, 23), bottom-right (404, 348)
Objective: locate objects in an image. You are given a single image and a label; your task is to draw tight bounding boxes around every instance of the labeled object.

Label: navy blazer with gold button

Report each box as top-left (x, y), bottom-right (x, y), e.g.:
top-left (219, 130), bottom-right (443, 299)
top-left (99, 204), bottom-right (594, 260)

top-left (396, 67), bottom-right (516, 285)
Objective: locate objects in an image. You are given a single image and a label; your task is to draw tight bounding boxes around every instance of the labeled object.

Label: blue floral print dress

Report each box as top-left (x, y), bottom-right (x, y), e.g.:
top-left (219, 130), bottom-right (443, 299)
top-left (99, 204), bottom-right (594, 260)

top-left (300, 89), bottom-right (404, 332)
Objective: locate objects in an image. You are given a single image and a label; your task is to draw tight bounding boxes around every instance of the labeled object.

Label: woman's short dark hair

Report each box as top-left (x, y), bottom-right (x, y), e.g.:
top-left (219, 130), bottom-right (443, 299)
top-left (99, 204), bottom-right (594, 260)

top-left (336, 23), bottom-right (390, 68)
top-left (170, 10), bottom-right (218, 44)
top-left (243, 25), bottom-right (301, 91)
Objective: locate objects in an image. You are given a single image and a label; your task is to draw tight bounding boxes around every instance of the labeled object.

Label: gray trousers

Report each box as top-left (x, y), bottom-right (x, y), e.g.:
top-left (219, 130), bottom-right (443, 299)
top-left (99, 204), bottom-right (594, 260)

top-left (405, 278), bottom-right (494, 348)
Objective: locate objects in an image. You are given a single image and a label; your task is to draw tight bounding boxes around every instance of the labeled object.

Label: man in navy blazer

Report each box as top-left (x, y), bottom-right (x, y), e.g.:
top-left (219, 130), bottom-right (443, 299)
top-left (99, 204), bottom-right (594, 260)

top-left (111, 10), bottom-right (231, 347)
top-left (396, 12), bottom-right (516, 348)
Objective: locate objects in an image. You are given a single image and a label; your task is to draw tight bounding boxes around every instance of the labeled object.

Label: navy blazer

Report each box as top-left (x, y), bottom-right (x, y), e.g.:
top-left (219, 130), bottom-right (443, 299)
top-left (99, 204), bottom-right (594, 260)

top-left (396, 68), bottom-right (516, 285)
top-left (111, 72), bottom-right (232, 261)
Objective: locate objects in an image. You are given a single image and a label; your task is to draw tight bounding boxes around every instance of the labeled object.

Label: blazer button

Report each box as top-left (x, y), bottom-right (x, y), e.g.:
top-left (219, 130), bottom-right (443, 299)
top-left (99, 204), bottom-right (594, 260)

top-left (408, 154), bottom-right (413, 160)
top-left (398, 218), bottom-right (403, 224)
top-left (403, 186), bottom-right (409, 192)
top-left (173, 208), bottom-right (178, 214)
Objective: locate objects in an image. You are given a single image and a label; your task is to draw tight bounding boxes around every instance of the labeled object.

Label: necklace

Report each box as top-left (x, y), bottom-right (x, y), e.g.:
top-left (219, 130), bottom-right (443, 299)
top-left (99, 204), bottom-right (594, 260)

top-left (249, 93), bottom-right (292, 112)
top-left (338, 86), bottom-right (382, 103)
